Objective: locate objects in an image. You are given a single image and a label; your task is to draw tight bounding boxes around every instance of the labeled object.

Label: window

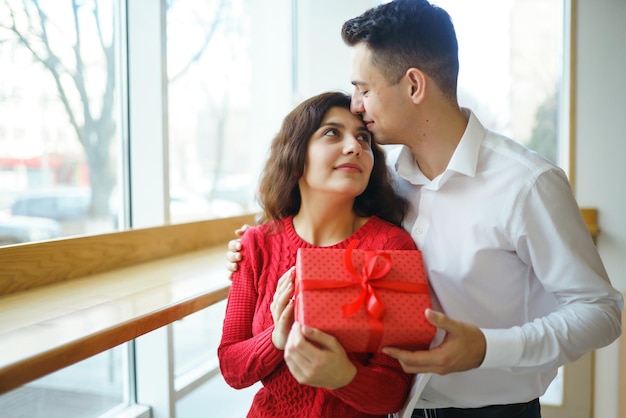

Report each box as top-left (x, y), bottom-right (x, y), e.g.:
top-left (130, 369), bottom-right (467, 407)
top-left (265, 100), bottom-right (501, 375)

top-left (434, 0), bottom-right (569, 171)
top-left (167, 0), bottom-right (255, 223)
top-left (0, 0), bottom-right (128, 415)
top-left (0, 0), bottom-right (124, 245)
top-left (0, 347), bottom-right (129, 417)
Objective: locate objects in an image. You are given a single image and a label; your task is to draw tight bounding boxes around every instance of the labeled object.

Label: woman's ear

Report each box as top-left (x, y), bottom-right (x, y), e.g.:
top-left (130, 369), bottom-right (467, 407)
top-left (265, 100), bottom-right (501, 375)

top-left (405, 68), bottom-right (427, 104)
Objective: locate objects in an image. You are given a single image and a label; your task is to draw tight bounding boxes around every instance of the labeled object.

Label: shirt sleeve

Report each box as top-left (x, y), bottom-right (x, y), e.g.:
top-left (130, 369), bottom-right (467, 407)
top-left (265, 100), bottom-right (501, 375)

top-left (217, 230), bottom-right (285, 388)
top-left (481, 168), bottom-right (623, 370)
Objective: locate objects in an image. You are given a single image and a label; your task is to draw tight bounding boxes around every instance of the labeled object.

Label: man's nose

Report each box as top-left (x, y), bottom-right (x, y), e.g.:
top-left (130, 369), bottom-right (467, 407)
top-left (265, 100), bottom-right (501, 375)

top-left (350, 93), bottom-right (364, 114)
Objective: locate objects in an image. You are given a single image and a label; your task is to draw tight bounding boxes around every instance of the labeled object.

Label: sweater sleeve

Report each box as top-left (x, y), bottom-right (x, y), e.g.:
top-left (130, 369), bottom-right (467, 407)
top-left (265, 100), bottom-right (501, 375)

top-left (217, 230), bottom-right (285, 389)
top-left (361, 217), bottom-right (418, 252)
top-left (387, 228), bottom-right (418, 251)
top-left (333, 352), bottom-right (413, 414)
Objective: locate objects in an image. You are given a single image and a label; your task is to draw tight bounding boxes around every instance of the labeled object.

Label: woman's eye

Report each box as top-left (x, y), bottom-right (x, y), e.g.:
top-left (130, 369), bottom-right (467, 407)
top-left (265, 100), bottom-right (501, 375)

top-left (358, 134), bottom-right (372, 146)
top-left (324, 128), bottom-right (339, 137)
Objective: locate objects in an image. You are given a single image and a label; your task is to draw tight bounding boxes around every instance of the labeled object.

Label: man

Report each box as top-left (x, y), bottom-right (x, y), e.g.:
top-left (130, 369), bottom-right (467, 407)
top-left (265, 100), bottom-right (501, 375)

top-left (227, 1), bottom-right (623, 417)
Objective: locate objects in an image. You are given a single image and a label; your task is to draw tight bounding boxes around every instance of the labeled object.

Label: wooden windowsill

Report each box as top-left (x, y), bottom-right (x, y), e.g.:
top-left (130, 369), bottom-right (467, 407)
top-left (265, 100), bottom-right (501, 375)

top-left (0, 247), bottom-right (230, 394)
top-left (580, 207), bottom-right (599, 243)
top-left (0, 214), bottom-right (256, 395)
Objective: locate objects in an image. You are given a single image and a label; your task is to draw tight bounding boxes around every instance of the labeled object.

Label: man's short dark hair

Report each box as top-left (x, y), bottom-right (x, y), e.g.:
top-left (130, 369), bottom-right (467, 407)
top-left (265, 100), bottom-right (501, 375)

top-left (341, 0), bottom-right (459, 99)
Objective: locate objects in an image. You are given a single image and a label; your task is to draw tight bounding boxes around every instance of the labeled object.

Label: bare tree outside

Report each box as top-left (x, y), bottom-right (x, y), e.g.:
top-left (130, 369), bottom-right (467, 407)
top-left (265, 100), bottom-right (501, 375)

top-left (0, 0), bottom-right (118, 220)
top-left (167, 0), bottom-right (253, 219)
top-left (0, 0), bottom-right (240, 235)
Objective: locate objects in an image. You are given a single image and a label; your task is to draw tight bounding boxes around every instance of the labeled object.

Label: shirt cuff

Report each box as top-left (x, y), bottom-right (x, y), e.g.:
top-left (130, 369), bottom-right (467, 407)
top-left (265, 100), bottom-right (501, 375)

top-left (480, 327), bottom-right (524, 369)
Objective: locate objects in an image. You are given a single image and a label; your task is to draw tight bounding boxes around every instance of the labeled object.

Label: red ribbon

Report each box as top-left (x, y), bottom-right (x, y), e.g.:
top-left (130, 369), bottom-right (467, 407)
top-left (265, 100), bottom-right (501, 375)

top-left (298, 240), bottom-right (428, 352)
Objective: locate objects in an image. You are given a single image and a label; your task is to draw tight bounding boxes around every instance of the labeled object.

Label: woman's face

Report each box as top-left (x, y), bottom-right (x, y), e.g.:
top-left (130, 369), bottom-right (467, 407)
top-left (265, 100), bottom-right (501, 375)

top-left (299, 106), bottom-right (374, 200)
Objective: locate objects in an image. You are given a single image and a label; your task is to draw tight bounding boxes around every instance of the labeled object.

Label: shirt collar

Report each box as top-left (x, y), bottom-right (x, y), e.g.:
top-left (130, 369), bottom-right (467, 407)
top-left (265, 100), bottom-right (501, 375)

top-left (395, 109), bottom-right (486, 186)
top-left (447, 109), bottom-right (485, 178)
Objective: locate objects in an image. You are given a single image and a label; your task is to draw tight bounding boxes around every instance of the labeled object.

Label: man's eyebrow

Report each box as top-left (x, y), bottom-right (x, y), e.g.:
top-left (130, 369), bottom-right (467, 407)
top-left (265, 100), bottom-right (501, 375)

top-left (351, 80), bottom-right (366, 87)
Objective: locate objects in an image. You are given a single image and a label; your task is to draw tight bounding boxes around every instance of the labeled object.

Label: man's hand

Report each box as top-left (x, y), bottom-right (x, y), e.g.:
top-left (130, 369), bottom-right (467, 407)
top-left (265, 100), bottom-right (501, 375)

top-left (225, 224), bottom-right (251, 279)
top-left (382, 309), bottom-right (486, 375)
top-left (284, 323), bottom-right (357, 389)
top-left (270, 268), bottom-right (296, 350)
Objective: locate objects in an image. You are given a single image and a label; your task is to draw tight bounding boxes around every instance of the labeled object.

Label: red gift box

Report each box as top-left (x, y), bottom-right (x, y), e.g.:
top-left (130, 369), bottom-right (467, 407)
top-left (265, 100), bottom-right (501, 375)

top-left (294, 240), bottom-right (436, 353)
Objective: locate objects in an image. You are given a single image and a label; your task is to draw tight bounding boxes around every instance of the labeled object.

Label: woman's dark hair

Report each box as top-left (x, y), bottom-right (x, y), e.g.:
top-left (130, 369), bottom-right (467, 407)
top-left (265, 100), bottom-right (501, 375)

top-left (257, 91), bottom-right (407, 228)
top-left (341, 0), bottom-right (459, 100)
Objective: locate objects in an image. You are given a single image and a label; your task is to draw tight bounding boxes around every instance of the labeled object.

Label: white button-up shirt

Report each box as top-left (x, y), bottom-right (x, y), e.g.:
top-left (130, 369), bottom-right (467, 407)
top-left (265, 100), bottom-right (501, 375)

top-left (390, 110), bottom-right (623, 410)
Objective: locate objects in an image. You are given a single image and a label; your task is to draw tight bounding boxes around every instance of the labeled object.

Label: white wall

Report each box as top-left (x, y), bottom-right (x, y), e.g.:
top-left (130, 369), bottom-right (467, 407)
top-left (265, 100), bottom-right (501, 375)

top-left (575, 1), bottom-right (626, 417)
top-left (575, 0), bottom-right (626, 292)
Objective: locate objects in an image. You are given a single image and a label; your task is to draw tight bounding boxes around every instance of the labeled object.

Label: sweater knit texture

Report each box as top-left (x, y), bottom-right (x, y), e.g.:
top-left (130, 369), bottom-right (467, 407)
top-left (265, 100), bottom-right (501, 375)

top-left (218, 216), bottom-right (416, 418)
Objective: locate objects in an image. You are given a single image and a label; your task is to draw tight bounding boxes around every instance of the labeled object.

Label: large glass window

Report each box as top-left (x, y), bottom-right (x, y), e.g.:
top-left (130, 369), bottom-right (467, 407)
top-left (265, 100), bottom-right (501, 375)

top-left (0, 0), bottom-right (124, 246)
top-left (434, 0), bottom-right (567, 170)
top-left (173, 301), bottom-right (225, 378)
top-left (167, 0), bottom-right (255, 223)
top-left (0, 346), bottom-right (128, 418)
top-left (0, 0), bottom-right (128, 415)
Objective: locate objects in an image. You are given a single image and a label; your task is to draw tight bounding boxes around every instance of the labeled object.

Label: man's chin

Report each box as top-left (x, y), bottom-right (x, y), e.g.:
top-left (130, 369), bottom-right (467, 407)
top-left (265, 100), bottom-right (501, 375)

top-left (374, 137), bottom-right (403, 148)
top-left (371, 133), bottom-right (390, 145)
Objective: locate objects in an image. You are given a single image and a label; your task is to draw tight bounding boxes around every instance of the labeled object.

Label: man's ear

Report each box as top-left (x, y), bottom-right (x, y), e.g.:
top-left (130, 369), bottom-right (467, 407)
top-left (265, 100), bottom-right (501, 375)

top-left (405, 68), bottom-right (427, 104)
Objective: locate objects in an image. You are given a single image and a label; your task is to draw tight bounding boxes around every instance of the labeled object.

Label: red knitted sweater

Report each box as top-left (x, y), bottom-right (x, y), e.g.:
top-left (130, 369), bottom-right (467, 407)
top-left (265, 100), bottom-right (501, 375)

top-left (218, 216), bottom-right (416, 418)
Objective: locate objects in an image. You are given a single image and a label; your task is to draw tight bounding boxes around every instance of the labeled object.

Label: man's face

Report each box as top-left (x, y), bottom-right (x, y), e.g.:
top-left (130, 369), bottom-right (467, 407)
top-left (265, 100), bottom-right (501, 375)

top-left (349, 43), bottom-right (407, 146)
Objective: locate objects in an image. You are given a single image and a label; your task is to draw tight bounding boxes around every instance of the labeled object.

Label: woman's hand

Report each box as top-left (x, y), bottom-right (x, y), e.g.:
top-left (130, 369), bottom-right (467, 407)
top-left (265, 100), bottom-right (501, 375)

top-left (284, 323), bottom-right (357, 389)
top-left (270, 267), bottom-right (296, 350)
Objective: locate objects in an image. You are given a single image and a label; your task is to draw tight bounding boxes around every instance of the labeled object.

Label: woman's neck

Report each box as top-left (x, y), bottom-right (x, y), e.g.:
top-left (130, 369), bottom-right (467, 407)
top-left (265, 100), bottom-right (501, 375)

top-left (292, 204), bottom-right (366, 247)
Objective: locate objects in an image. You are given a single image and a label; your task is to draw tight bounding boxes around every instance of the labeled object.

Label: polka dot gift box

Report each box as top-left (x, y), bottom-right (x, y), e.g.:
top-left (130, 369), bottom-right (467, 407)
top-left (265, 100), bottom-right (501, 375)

top-left (294, 240), bottom-right (436, 353)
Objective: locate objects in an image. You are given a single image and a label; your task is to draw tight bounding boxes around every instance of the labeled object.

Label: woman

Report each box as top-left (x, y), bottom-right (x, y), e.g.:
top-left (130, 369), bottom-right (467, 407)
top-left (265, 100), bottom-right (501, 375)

top-left (218, 92), bottom-right (416, 417)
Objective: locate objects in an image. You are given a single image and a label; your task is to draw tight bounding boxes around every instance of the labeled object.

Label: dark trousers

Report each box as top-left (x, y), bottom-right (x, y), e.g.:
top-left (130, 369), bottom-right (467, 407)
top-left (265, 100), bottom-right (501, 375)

top-left (411, 398), bottom-right (541, 418)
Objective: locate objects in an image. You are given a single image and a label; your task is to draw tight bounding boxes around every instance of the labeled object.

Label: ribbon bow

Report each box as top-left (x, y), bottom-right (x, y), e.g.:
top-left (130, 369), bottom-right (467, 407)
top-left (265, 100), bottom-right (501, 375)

top-left (341, 239), bottom-right (392, 321)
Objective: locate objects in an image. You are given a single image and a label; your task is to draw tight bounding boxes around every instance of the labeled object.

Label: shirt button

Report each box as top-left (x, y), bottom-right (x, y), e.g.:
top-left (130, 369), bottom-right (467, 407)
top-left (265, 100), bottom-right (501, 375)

top-left (416, 227), bottom-right (423, 234)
